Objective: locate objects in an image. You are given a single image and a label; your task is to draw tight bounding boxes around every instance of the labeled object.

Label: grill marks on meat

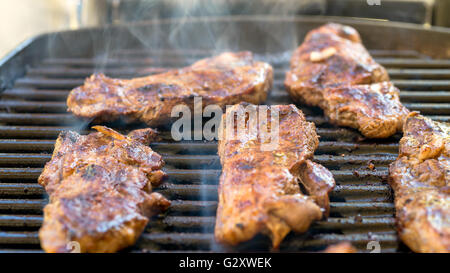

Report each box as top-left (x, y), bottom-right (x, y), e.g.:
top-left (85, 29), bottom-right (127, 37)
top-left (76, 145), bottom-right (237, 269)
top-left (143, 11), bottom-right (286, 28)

top-left (389, 112), bottom-right (449, 253)
top-left (67, 52), bottom-right (273, 126)
top-left (215, 104), bottom-right (335, 248)
top-left (322, 82), bottom-right (408, 138)
top-left (38, 126), bottom-right (169, 253)
top-left (285, 23), bottom-right (409, 138)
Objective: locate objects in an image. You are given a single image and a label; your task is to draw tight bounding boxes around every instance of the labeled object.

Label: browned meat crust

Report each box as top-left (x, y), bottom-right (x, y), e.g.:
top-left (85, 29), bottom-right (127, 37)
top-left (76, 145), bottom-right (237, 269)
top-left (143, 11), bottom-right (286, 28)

top-left (285, 23), bottom-right (408, 138)
top-left (67, 52), bottom-right (273, 126)
top-left (215, 104), bottom-right (335, 248)
top-left (323, 242), bottom-right (357, 253)
top-left (389, 112), bottom-right (449, 253)
top-left (38, 126), bottom-right (169, 253)
top-left (322, 82), bottom-right (409, 138)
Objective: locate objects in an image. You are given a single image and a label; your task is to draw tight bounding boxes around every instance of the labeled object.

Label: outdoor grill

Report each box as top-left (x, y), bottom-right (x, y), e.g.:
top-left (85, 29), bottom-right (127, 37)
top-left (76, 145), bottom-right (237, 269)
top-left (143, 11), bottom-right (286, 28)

top-left (0, 16), bottom-right (449, 253)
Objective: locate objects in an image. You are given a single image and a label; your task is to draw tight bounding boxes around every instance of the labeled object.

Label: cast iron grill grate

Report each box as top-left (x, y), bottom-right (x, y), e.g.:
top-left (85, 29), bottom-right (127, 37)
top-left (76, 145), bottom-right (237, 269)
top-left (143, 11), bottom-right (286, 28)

top-left (0, 48), bottom-right (449, 253)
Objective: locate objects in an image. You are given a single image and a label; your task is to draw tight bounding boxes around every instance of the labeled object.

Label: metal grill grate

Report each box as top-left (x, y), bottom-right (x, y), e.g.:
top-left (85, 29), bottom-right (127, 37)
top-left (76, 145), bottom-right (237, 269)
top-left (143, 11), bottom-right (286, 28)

top-left (0, 47), bottom-right (449, 253)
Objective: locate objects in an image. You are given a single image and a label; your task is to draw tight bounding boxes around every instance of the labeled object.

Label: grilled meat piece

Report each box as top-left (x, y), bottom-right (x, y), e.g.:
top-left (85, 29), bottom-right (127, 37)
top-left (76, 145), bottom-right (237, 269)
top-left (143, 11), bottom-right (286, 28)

top-left (215, 104), bottom-right (335, 248)
top-left (323, 242), bottom-right (357, 253)
top-left (285, 23), bottom-right (408, 138)
top-left (67, 52), bottom-right (273, 126)
top-left (297, 160), bottom-right (335, 217)
top-left (389, 112), bottom-right (449, 253)
top-left (321, 82), bottom-right (409, 138)
top-left (285, 23), bottom-right (389, 101)
top-left (38, 126), bottom-right (169, 253)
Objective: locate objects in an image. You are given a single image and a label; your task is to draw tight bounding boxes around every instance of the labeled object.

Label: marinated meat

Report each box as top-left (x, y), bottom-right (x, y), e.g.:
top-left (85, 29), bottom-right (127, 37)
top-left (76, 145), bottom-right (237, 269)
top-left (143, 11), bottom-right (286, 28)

top-left (38, 126), bottom-right (169, 253)
top-left (285, 23), bottom-right (408, 138)
top-left (67, 52), bottom-right (273, 126)
top-left (321, 82), bottom-right (409, 138)
top-left (389, 112), bottom-right (449, 253)
top-left (215, 103), bottom-right (335, 248)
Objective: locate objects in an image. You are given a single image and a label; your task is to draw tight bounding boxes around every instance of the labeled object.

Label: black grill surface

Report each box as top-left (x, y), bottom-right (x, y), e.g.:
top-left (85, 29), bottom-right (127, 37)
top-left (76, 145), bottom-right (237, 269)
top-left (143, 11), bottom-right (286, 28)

top-left (0, 47), bottom-right (449, 253)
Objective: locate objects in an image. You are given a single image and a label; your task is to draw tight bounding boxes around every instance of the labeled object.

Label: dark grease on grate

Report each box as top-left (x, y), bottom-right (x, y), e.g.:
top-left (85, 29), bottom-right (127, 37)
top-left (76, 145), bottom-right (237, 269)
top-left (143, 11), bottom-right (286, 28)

top-left (0, 48), bottom-right (449, 253)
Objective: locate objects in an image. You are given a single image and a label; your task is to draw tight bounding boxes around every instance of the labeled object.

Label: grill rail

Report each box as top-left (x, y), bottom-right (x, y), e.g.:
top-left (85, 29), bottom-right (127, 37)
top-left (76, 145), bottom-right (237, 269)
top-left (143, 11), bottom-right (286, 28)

top-left (0, 45), bottom-right (449, 253)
